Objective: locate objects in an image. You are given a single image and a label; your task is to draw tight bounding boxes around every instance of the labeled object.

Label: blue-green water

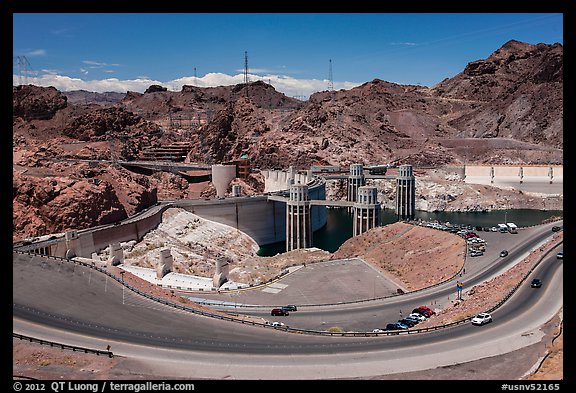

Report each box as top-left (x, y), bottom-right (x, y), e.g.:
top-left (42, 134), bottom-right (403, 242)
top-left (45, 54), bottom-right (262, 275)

top-left (257, 208), bottom-right (562, 256)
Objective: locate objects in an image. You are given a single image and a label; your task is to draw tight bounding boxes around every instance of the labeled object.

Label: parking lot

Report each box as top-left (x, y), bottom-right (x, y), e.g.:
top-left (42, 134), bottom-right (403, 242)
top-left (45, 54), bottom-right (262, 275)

top-left (185, 258), bottom-right (405, 307)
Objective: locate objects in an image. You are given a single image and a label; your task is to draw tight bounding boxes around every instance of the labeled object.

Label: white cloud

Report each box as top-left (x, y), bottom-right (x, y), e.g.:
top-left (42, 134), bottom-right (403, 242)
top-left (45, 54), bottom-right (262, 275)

top-left (24, 49), bottom-right (47, 57)
top-left (14, 71), bottom-right (362, 99)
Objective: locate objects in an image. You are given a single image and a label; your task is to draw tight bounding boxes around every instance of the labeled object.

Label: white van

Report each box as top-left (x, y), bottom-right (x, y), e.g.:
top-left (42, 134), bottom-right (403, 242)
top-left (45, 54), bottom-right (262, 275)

top-left (506, 223), bottom-right (518, 234)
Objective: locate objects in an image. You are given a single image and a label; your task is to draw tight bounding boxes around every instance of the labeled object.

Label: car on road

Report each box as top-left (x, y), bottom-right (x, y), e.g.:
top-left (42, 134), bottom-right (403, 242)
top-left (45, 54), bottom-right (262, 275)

top-left (557, 252), bottom-right (563, 259)
top-left (282, 305), bottom-right (298, 312)
top-left (408, 312), bottom-right (426, 322)
top-left (552, 226), bottom-right (561, 232)
top-left (500, 250), bottom-right (509, 257)
top-left (531, 278), bottom-right (542, 288)
top-left (372, 328), bottom-right (385, 333)
top-left (271, 308), bottom-right (289, 316)
top-left (471, 312), bottom-right (492, 325)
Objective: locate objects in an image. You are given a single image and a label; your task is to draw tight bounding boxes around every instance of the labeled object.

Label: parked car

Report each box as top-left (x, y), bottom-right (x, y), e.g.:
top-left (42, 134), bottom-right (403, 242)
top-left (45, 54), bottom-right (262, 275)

top-left (372, 328), bottom-right (385, 333)
top-left (393, 321), bottom-right (410, 329)
top-left (500, 250), bottom-right (509, 257)
top-left (413, 306), bottom-right (435, 317)
top-left (490, 227), bottom-right (498, 232)
top-left (271, 322), bottom-right (285, 327)
top-left (471, 312), bottom-right (492, 325)
top-left (470, 250), bottom-right (484, 257)
top-left (282, 305), bottom-right (297, 312)
top-left (404, 315), bottom-right (421, 325)
top-left (271, 308), bottom-right (289, 316)
top-left (552, 226), bottom-right (561, 232)
top-left (557, 252), bottom-right (563, 259)
top-left (408, 313), bottom-right (426, 322)
top-left (399, 318), bottom-right (417, 327)
top-left (531, 278), bottom-right (542, 288)
top-left (386, 322), bottom-right (407, 330)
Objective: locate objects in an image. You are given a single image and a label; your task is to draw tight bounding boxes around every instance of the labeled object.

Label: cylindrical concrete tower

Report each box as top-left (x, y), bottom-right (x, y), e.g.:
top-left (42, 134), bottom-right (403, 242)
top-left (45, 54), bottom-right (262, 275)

top-left (396, 164), bottom-right (415, 220)
top-left (353, 186), bottom-right (381, 236)
top-left (286, 183), bottom-right (312, 251)
top-left (211, 164), bottom-right (237, 198)
top-left (347, 164), bottom-right (366, 211)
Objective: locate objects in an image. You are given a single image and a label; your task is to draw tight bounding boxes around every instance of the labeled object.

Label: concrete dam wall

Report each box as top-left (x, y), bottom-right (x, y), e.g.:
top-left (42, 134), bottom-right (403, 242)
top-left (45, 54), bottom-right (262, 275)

top-left (174, 183), bottom-right (327, 246)
top-left (17, 170), bottom-right (328, 257)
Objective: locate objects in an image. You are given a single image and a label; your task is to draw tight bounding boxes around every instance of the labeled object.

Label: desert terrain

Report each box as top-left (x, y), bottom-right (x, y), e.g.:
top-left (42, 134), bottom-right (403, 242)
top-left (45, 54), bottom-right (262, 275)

top-left (13, 39), bottom-right (563, 380)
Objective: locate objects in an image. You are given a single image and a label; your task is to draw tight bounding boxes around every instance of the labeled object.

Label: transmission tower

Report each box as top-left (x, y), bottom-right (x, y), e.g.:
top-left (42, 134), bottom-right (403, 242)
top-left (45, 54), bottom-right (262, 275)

top-left (244, 51), bottom-right (249, 84)
top-left (16, 55), bottom-right (31, 85)
top-left (328, 59), bottom-right (334, 92)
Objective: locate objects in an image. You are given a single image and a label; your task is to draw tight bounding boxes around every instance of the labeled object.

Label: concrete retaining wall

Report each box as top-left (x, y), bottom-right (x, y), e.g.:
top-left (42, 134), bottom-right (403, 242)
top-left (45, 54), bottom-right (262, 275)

top-left (15, 172), bottom-right (328, 255)
top-left (175, 183), bottom-right (327, 246)
top-left (464, 165), bottom-right (563, 183)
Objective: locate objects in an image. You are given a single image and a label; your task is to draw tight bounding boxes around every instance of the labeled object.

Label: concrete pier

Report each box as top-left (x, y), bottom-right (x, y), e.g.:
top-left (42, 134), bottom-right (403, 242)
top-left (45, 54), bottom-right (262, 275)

top-left (286, 183), bottom-right (312, 251)
top-left (157, 247), bottom-right (173, 279)
top-left (396, 164), bottom-right (416, 220)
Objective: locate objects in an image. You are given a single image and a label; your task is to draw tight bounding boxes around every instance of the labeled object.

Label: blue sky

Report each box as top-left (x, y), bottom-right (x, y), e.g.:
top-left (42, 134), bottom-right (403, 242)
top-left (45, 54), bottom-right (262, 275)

top-left (13, 13), bottom-right (564, 99)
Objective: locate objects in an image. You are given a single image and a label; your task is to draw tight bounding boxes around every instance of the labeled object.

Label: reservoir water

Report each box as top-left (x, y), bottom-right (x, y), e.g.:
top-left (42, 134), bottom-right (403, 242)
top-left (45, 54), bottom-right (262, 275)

top-left (257, 207), bottom-right (562, 256)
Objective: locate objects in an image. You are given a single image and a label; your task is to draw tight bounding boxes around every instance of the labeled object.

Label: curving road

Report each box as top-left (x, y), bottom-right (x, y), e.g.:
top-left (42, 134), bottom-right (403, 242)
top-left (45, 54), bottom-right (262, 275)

top-left (12, 222), bottom-right (563, 379)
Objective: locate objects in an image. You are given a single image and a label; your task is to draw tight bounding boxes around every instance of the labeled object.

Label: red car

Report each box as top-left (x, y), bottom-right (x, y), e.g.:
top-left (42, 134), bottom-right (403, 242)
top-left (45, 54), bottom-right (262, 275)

top-left (413, 306), bottom-right (435, 317)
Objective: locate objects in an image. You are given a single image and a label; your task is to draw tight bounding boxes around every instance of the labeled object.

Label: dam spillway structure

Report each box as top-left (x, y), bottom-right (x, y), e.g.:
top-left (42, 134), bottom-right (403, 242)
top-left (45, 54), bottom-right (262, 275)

top-left (286, 183), bottom-right (312, 251)
top-left (353, 186), bottom-right (381, 236)
top-left (396, 164), bottom-right (415, 220)
top-left (347, 164), bottom-right (366, 211)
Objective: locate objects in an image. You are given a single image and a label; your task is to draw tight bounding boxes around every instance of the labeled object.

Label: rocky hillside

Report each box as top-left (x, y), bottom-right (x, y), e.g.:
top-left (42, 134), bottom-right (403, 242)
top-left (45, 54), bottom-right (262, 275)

top-left (431, 40), bottom-right (563, 148)
top-left (12, 40), bottom-right (563, 240)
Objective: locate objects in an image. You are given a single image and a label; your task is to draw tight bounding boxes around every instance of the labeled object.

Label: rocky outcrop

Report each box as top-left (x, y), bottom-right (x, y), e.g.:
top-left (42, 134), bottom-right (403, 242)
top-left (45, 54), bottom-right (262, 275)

top-left (144, 85), bottom-right (168, 94)
top-left (13, 85), bottom-right (67, 120)
top-left (12, 163), bottom-right (158, 240)
top-left (431, 40), bottom-right (563, 148)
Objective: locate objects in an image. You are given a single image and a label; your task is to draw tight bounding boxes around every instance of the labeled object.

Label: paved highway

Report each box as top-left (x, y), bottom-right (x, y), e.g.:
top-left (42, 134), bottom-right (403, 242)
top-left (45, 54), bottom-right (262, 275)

top-left (188, 221), bottom-right (563, 331)
top-left (12, 221), bottom-right (563, 379)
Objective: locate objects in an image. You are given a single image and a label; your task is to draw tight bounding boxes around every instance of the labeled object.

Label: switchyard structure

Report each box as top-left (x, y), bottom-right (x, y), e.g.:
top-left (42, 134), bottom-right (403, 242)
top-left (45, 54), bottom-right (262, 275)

top-left (353, 186), bottom-right (381, 236)
top-left (396, 164), bottom-right (416, 220)
top-left (286, 183), bottom-right (312, 251)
